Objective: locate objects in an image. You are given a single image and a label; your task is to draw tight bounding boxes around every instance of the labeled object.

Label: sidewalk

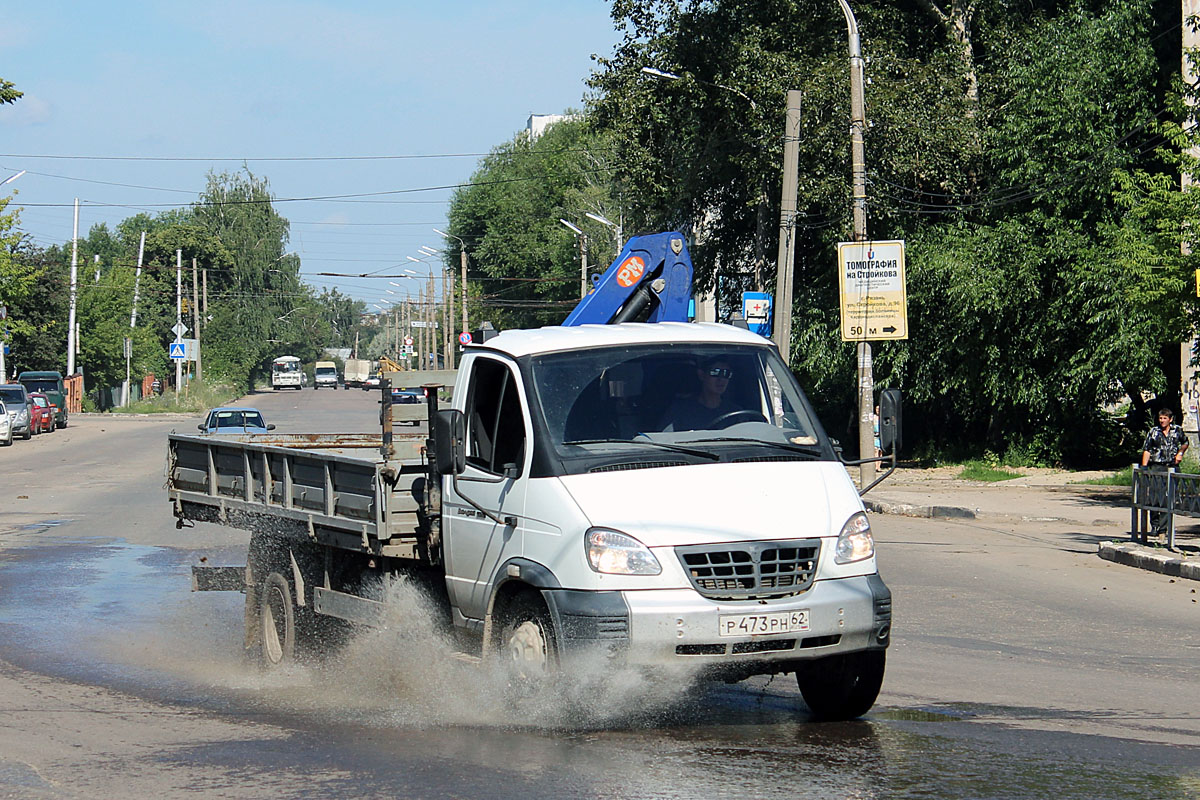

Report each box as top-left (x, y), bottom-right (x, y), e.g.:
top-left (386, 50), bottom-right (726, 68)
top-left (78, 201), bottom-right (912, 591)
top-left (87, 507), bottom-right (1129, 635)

top-left (862, 466), bottom-right (1200, 581)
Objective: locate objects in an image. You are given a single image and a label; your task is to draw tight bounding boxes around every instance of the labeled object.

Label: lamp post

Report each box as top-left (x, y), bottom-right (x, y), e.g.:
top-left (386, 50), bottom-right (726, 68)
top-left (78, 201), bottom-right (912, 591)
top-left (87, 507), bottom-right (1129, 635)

top-left (585, 211), bottom-right (623, 256)
top-left (434, 228), bottom-right (469, 346)
top-left (837, 0), bottom-right (875, 486)
top-left (0, 170), bottom-right (25, 384)
top-left (559, 218), bottom-right (589, 297)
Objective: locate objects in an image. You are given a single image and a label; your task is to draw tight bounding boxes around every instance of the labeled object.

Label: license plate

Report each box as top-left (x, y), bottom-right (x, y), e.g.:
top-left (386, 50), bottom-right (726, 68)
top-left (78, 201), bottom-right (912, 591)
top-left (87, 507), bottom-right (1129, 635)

top-left (719, 610), bottom-right (810, 637)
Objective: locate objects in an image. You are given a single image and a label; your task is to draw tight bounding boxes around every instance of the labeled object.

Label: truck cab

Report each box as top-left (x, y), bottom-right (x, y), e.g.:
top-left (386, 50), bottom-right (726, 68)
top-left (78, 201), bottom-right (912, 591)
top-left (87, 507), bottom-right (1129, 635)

top-left (313, 361), bottom-right (339, 390)
top-left (435, 321), bottom-right (890, 716)
top-left (17, 371), bottom-right (67, 428)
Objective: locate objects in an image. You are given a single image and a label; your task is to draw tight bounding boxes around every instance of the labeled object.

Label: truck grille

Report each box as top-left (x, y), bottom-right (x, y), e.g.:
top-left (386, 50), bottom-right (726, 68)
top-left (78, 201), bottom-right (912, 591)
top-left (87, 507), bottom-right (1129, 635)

top-left (675, 539), bottom-right (820, 600)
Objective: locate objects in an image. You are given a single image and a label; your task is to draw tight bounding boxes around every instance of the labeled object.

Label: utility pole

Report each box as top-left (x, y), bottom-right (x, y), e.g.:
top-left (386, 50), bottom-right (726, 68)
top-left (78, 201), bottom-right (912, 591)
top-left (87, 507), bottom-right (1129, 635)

top-left (67, 198), bottom-right (79, 376)
top-left (443, 266), bottom-right (452, 369)
top-left (175, 249), bottom-right (183, 400)
top-left (445, 268), bottom-right (455, 368)
top-left (773, 90), bottom-right (802, 357)
top-left (838, 0), bottom-right (876, 486)
top-left (192, 257), bottom-right (202, 381)
top-left (123, 231), bottom-right (146, 406)
top-left (460, 248), bottom-right (468, 342)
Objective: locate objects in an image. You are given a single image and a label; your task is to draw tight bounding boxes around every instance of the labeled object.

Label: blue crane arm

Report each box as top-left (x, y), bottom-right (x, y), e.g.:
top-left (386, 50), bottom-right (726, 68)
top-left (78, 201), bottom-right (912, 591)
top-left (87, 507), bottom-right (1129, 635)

top-left (561, 232), bottom-right (693, 326)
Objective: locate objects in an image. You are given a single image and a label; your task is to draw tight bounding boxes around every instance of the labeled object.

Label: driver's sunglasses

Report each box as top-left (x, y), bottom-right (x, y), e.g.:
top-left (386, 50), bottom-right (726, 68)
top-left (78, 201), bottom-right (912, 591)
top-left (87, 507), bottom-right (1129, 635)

top-left (706, 367), bottom-right (733, 379)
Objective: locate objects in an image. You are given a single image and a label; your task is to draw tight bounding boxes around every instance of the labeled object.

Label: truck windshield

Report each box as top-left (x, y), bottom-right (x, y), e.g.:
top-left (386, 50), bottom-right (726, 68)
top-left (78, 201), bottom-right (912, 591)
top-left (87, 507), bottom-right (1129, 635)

top-left (20, 379), bottom-right (60, 393)
top-left (528, 343), bottom-right (832, 467)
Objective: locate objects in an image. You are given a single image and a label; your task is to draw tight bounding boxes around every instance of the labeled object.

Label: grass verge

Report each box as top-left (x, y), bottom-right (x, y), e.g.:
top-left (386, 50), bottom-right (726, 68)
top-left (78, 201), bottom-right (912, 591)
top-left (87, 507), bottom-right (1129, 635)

top-left (957, 460), bottom-right (1024, 482)
top-left (110, 380), bottom-right (242, 415)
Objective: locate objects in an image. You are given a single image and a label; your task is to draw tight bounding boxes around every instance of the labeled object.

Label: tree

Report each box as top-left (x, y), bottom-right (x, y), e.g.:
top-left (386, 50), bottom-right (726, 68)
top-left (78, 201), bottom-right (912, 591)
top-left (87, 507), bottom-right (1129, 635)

top-left (445, 116), bottom-right (622, 330)
top-left (587, 0), bottom-right (1174, 464)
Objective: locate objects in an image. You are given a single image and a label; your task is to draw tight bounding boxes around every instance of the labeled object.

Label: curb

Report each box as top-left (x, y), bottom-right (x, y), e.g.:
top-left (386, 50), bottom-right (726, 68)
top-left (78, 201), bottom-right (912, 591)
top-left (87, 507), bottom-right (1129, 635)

top-left (864, 498), bottom-right (976, 520)
top-left (1098, 541), bottom-right (1200, 581)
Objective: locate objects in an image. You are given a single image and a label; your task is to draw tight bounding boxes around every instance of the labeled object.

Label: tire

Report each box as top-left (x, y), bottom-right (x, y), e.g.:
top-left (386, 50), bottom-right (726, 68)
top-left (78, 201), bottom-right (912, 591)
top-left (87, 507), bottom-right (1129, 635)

top-left (259, 572), bottom-right (296, 667)
top-left (498, 595), bottom-right (557, 681)
top-left (796, 650), bottom-right (886, 721)
top-left (22, 426), bottom-right (31, 441)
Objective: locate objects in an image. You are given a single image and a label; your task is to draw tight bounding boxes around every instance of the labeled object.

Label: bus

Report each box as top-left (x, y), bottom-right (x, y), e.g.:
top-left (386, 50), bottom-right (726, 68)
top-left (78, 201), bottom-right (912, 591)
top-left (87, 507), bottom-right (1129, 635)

top-left (270, 356), bottom-right (305, 390)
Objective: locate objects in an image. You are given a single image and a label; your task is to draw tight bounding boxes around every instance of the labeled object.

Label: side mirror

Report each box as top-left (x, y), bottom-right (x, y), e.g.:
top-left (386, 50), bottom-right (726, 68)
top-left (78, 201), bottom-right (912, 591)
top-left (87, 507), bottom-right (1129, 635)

top-left (434, 409), bottom-right (466, 475)
top-left (879, 388), bottom-right (902, 455)
top-left (197, 424), bottom-right (206, 431)
top-left (267, 424), bottom-right (276, 431)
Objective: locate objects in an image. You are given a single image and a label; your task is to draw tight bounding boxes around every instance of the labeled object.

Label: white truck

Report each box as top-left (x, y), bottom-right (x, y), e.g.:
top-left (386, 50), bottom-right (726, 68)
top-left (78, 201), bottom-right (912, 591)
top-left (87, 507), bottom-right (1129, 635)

top-left (343, 358), bottom-right (370, 389)
top-left (168, 320), bottom-right (897, 720)
top-left (313, 360), bottom-right (339, 390)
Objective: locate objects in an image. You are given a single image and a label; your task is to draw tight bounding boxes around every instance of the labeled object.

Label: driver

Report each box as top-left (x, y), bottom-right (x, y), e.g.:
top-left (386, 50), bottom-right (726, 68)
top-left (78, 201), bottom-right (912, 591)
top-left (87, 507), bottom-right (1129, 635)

top-left (660, 358), bottom-right (738, 432)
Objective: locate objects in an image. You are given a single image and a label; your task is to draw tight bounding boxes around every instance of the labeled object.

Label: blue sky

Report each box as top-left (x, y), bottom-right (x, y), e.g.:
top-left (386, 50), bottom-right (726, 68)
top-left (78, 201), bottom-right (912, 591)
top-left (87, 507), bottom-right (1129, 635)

top-left (0, 1), bottom-right (620, 309)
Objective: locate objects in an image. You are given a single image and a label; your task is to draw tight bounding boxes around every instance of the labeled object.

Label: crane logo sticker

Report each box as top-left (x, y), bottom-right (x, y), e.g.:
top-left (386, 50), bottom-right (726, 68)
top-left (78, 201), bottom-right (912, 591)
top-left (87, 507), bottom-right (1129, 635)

top-left (615, 255), bottom-right (646, 288)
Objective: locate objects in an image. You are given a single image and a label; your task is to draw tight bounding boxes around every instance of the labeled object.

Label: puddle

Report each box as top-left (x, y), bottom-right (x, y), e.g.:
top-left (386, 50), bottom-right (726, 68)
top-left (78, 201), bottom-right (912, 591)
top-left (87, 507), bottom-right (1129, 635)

top-left (0, 538), bottom-right (1196, 800)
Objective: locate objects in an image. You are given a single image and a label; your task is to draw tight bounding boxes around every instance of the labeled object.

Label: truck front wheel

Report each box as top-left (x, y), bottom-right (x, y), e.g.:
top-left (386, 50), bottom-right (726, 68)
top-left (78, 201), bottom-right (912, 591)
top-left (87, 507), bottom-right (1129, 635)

top-left (796, 650), bottom-right (885, 721)
top-left (500, 595), bottom-right (557, 680)
top-left (259, 572), bottom-right (296, 667)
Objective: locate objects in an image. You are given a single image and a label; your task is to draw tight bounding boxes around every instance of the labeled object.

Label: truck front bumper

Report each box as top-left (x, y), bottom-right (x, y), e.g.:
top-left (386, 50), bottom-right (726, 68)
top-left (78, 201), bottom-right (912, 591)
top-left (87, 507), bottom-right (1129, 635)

top-left (544, 574), bottom-right (890, 674)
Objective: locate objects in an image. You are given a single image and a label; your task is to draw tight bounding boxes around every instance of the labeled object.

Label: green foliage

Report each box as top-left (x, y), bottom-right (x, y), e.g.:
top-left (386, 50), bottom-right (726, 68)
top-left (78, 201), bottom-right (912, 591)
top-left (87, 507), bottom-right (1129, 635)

top-left (0, 77), bottom-right (21, 105)
top-left (445, 115), bottom-right (621, 330)
top-left (587, 0), bottom-right (1176, 466)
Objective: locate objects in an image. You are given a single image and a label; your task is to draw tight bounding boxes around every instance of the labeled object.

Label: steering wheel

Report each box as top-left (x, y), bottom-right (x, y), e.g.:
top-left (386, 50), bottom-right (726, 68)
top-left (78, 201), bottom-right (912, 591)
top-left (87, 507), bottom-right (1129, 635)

top-left (708, 410), bottom-right (769, 429)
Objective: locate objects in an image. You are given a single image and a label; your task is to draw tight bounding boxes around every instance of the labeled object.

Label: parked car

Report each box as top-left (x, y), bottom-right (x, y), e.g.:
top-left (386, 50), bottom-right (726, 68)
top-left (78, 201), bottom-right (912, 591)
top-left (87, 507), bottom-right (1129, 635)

top-left (363, 372), bottom-right (382, 390)
top-left (0, 384), bottom-right (33, 440)
top-left (28, 392), bottom-right (56, 435)
top-left (0, 400), bottom-right (13, 446)
top-left (17, 371), bottom-right (68, 429)
top-left (198, 407), bottom-right (276, 435)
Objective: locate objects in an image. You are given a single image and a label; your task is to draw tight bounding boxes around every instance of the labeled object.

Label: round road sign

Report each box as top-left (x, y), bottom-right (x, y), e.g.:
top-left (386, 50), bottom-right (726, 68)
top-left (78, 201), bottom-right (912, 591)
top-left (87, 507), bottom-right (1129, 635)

top-left (459, 331), bottom-right (472, 346)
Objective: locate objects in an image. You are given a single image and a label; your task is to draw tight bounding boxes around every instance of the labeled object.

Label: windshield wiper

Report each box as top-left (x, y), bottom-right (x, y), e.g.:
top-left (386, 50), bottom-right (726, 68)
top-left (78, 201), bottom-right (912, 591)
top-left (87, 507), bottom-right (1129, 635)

top-left (681, 437), bottom-right (826, 459)
top-left (562, 438), bottom-right (721, 461)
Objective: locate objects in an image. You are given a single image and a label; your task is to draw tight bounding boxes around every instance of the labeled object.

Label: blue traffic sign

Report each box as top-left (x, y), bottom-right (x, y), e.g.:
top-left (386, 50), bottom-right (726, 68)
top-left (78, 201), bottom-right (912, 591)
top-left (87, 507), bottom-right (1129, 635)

top-left (169, 342), bottom-right (186, 360)
top-left (459, 331), bottom-right (472, 346)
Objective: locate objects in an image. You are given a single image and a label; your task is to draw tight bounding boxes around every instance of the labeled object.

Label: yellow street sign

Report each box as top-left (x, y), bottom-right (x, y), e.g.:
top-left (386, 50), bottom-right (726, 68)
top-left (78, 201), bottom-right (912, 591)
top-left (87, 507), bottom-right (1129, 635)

top-left (837, 240), bottom-right (909, 341)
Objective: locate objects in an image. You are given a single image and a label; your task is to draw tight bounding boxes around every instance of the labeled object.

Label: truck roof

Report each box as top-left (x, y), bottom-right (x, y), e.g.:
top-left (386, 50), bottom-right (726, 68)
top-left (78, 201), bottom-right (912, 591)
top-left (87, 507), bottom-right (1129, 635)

top-left (473, 322), bottom-right (772, 359)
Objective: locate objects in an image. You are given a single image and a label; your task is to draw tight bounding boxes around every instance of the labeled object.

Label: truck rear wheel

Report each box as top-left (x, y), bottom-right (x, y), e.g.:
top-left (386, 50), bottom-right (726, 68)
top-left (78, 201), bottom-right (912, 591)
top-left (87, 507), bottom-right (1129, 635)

top-left (796, 650), bottom-right (885, 721)
top-left (259, 572), bottom-right (296, 667)
top-left (500, 595), bottom-right (557, 680)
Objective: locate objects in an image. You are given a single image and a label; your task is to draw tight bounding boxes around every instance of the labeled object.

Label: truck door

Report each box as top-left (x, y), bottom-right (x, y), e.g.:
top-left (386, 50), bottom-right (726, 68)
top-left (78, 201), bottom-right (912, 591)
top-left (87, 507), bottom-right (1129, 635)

top-left (442, 354), bottom-right (530, 621)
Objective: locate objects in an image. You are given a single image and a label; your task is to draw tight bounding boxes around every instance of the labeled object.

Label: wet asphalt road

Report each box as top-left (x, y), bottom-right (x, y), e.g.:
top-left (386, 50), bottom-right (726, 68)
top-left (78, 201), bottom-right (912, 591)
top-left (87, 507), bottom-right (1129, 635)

top-left (0, 386), bottom-right (1197, 799)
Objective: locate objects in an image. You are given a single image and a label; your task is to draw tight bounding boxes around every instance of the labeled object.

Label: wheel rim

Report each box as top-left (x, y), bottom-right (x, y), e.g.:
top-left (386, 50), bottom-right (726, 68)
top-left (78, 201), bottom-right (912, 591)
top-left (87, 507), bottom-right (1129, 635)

top-left (262, 585), bottom-right (287, 664)
top-left (506, 620), bottom-right (548, 676)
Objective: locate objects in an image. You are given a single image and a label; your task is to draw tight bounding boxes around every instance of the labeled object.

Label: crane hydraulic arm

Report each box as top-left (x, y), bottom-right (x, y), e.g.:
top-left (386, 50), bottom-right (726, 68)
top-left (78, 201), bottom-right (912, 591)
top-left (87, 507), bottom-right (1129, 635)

top-left (561, 232), bottom-right (694, 327)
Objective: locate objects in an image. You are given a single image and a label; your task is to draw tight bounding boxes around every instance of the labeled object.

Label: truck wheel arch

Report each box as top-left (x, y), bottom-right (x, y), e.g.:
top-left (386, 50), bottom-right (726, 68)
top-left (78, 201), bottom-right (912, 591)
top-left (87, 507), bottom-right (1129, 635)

top-left (482, 559), bottom-right (560, 655)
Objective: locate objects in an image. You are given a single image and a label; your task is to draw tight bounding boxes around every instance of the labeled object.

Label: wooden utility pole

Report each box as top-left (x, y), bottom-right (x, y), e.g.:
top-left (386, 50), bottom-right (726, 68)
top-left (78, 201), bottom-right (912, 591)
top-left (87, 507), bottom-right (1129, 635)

top-left (773, 90), bottom-right (802, 357)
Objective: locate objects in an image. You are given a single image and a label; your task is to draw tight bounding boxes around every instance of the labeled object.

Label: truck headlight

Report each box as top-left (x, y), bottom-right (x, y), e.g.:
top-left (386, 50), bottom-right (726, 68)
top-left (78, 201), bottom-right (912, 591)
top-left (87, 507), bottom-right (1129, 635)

top-left (835, 512), bottom-right (874, 564)
top-left (585, 528), bottom-right (661, 575)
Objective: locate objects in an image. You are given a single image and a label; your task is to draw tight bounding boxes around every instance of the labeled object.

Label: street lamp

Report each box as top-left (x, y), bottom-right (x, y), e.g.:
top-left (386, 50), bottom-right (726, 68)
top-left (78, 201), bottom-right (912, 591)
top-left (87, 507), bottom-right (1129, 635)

top-left (0, 170), bottom-right (23, 383)
top-left (559, 218), bottom-right (589, 298)
top-left (434, 228), bottom-right (470, 346)
top-left (640, 66), bottom-right (757, 111)
top-left (585, 211), bottom-right (623, 253)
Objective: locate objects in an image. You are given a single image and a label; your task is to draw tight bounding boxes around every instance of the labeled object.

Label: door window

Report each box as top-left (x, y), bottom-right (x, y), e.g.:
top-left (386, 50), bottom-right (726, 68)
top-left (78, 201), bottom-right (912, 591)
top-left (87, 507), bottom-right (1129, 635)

top-left (465, 358), bottom-right (527, 475)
